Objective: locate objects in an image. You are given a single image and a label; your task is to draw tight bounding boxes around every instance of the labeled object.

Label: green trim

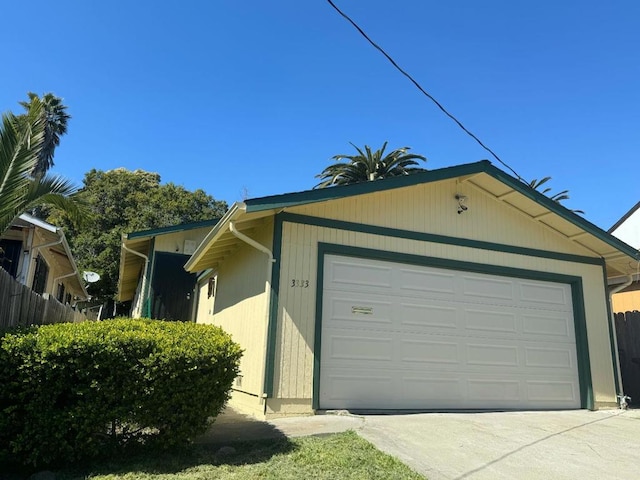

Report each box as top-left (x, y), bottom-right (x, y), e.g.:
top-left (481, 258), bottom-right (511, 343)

top-left (245, 161), bottom-right (490, 212)
top-left (263, 213), bottom-right (284, 397)
top-left (142, 237), bottom-right (155, 318)
top-left (280, 212), bottom-right (602, 266)
top-left (243, 160), bottom-right (638, 260)
top-left (126, 218), bottom-right (221, 240)
top-left (602, 261), bottom-right (621, 397)
top-left (312, 243), bottom-right (593, 410)
top-left (483, 163), bottom-right (638, 259)
top-left (197, 268), bottom-right (214, 282)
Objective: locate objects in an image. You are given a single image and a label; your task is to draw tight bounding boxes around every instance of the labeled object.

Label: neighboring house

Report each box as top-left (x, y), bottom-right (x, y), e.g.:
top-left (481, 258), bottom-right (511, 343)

top-left (117, 219), bottom-right (219, 320)
top-left (185, 160), bottom-right (638, 418)
top-left (0, 213), bottom-right (88, 303)
top-left (609, 201), bottom-right (640, 312)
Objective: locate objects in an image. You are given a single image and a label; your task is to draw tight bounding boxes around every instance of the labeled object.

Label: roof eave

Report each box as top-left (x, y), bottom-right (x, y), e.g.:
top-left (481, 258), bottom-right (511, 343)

top-left (184, 203), bottom-right (245, 272)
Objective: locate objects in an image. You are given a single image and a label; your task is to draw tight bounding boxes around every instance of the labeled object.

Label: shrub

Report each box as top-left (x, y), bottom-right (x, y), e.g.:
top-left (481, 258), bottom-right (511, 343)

top-left (0, 318), bottom-right (242, 467)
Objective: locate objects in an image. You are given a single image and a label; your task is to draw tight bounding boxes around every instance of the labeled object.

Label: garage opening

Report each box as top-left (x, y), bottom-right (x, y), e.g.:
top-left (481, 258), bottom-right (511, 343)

top-left (319, 254), bottom-right (581, 410)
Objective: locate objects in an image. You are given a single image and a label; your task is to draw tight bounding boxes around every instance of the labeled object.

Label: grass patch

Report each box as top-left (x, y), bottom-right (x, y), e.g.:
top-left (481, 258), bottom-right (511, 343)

top-left (53, 431), bottom-right (424, 480)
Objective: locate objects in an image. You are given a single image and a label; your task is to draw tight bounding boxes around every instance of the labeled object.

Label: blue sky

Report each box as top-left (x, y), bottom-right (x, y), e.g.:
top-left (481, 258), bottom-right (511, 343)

top-left (2, 1), bottom-right (639, 230)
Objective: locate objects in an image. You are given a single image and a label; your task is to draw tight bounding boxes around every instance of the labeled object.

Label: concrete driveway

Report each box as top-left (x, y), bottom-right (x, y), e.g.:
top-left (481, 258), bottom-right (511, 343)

top-left (354, 410), bottom-right (640, 480)
top-left (204, 408), bottom-right (640, 480)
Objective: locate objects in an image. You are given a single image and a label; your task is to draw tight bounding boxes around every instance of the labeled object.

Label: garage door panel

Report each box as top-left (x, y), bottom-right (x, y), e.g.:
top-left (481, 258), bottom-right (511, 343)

top-left (524, 346), bottom-right (573, 369)
top-left (320, 255), bottom-right (581, 410)
top-left (527, 381), bottom-right (578, 403)
top-left (323, 374), bottom-right (394, 405)
top-left (466, 343), bottom-right (519, 367)
top-left (399, 302), bottom-right (458, 330)
top-left (401, 377), bottom-right (463, 402)
top-left (522, 312), bottom-right (573, 340)
top-left (462, 276), bottom-right (515, 301)
top-left (464, 308), bottom-right (518, 334)
top-left (398, 268), bottom-right (457, 296)
top-left (467, 379), bottom-right (521, 401)
top-left (328, 334), bottom-right (393, 362)
top-left (519, 282), bottom-right (569, 307)
top-left (324, 294), bottom-right (393, 327)
top-left (327, 260), bottom-right (393, 293)
top-left (400, 338), bottom-right (460, 365)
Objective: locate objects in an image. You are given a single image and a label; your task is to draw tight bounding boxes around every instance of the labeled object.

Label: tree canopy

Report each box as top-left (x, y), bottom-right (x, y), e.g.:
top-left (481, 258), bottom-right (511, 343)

top-left (315, 142), bottom-right (426, 188)
top-left (47, 168), bottom-right (228, 301)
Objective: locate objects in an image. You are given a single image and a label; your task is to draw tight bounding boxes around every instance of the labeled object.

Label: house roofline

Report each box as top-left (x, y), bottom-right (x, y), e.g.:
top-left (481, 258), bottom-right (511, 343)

top-left (609, 200), bottom-right (640, 233)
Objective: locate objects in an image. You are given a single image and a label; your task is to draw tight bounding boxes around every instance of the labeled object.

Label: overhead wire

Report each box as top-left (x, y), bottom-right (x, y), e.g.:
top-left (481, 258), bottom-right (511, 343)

top-left (326, 0), bottom-right (525, 182)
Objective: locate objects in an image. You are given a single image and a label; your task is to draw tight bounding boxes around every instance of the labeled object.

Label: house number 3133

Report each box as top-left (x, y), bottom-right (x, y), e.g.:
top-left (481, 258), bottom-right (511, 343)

top-left (291, 279), bottom-right (309, 288)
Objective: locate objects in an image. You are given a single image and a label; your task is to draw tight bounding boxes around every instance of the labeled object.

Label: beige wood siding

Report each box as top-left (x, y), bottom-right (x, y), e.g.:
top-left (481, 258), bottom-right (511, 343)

top-left (153, 227), bottom-right (213, 255)
top-left (197, 220), bottom-right (274, 397)
top-left (289, 179), bottom-right (596, 257)
top-left (270, 183), bottom-right (616, 411)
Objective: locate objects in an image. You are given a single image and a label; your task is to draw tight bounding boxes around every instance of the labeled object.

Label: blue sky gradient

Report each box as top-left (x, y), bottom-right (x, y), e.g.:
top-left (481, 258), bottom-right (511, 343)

top-left (2, 1), bottom-right (638, 229)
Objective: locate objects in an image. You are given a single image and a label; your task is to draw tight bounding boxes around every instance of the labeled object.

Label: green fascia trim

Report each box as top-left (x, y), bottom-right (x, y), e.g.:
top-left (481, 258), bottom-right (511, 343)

top-left (126, 218), bottom-right (221, 240)
top-left (483, 163), bottom-right (639, 260)
top-left (263, 213), bottom-right (284, 397)
top-left (142, 237), bottom-right (155, 318)
top-left (245, 161), bottom-right (491, 212)
top-left (244, 159), bottom-right (638, 261)
top-left (602, 261), bottom-right (621, 397)
top-left (280, 212), bottom-right (602, 266)
top-left (312, 242), bottom-right (594, 410)
top-left (196, 268), bottom-right (214, 282)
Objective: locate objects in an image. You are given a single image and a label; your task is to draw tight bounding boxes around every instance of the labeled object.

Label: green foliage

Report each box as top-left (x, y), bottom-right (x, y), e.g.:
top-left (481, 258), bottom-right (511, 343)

top-left (0, 97), bottom-right (85, 234)
top-left (315, 141), bottom-right (427, 188)
top-left (19, 92), bottom-right (71, 177)
top-left (46, 169), bottom-right (228, 300)
top-left (528, 177), bottom-right (584, 214)
top-left (0, 319), bottom-right (242, 467)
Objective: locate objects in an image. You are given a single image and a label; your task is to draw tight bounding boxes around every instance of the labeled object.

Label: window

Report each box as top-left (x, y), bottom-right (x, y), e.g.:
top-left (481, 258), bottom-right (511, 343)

top-left (32, 254), bottom-right (49, 295)
top-left (207, 276), bottom-right (216, 298)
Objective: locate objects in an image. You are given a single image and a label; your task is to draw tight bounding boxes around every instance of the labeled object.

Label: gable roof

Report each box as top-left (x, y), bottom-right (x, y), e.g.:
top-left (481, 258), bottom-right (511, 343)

top-left (7, 214), bottom-right (89, 300)
top-left (117, 219), bottom-right (220, 302)
top-left (609, 201), bottom-right (640, 233)
top-left (185, 161), bottom-right (639, 278)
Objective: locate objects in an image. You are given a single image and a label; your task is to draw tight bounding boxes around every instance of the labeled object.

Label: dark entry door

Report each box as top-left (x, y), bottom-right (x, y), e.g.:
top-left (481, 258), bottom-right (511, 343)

top-left (150, 252), bottom-right (196, 321)
top-left (0, 239), bottom-right (22, 278)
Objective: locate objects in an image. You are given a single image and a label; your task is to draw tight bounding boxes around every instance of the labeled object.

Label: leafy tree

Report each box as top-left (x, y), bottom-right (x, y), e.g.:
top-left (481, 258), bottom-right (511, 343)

top-left (315, 142), bottom-right (426, 188)
top-left (47, 169), bottom-right (228, 301)
top-left (19, 92), bottom-right (70, 177)
top-left (0, 98), bottom-right (83, 234)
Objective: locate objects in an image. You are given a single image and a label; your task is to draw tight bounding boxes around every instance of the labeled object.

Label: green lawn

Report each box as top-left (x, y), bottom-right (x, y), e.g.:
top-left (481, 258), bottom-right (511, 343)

top-left (55, 431), bottom-right (424, 480)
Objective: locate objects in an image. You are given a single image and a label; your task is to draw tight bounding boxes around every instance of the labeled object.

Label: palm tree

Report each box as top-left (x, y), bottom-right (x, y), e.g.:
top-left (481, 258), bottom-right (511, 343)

top-left (19, 92), bottom-right (71, 177)
top-left (0, 98), bottom-right (84, 234)
top-left (529, 177), bottom-right (584, 214)
top-left (315, 142), bottom-right (426, 188)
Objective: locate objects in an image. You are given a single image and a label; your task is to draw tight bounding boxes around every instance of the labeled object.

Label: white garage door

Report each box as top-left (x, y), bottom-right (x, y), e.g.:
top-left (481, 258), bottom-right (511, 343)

top-left (320, 255), bottom-right (581, 410)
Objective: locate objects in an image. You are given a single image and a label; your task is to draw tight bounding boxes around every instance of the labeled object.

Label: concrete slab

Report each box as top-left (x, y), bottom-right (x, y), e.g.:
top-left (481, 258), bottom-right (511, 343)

top-left (357, 409), bottom-right (640, 480)
top-left (196, 408), bottom-right (362, 445)
top-left (199, 408), bottom-right (640, 479)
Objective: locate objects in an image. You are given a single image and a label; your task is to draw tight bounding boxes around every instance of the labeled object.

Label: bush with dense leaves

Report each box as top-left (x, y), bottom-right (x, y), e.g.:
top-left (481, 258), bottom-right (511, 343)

top-left (0, 318), bottom-right (242, 467)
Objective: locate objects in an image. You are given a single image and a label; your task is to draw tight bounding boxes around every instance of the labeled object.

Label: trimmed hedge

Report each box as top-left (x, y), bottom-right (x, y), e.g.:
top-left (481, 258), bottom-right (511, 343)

top-left (0, 318), bottom-right (242, 467)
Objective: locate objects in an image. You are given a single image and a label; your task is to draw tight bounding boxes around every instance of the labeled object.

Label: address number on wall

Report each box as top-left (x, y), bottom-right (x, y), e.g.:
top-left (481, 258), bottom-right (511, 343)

top-left (291, 279), bottom-right (310, 288)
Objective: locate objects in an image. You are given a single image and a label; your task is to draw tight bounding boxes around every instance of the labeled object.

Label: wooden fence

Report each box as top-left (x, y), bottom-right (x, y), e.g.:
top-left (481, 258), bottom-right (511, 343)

top-left (0, 267), bottom-right (86, 328)
top-left (615, 311), bottom-right (640, 406)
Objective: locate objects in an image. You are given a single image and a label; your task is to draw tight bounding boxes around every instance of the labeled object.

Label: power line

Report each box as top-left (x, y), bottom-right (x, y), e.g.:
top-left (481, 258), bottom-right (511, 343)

top-left (326, 0), bottom-right (524, 182)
